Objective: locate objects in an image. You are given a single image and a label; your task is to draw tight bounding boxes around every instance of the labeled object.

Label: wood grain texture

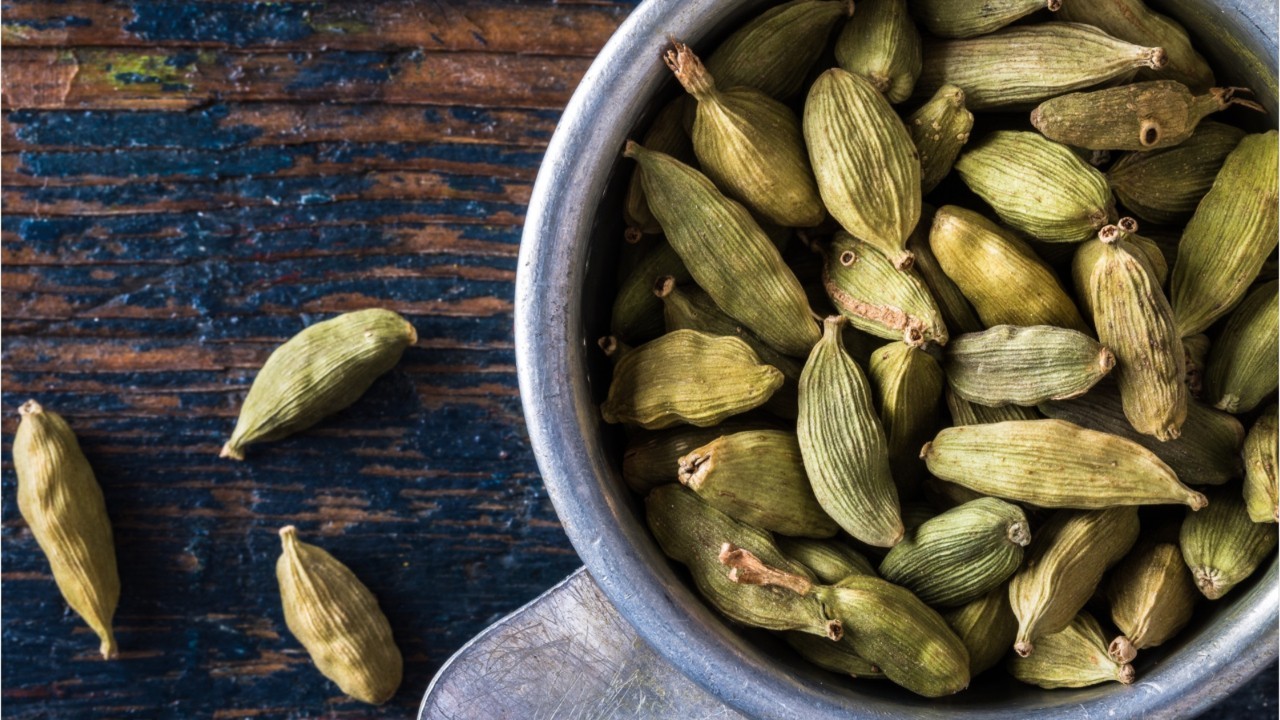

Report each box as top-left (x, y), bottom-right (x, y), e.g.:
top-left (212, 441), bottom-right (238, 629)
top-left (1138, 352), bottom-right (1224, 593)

top-left (1, 1), bottom-right (634, 717)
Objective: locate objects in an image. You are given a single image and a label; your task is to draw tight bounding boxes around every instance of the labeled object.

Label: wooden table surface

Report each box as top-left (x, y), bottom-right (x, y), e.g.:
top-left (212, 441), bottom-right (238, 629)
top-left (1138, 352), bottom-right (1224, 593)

top-left (1, 1), bottom-right (635, 717)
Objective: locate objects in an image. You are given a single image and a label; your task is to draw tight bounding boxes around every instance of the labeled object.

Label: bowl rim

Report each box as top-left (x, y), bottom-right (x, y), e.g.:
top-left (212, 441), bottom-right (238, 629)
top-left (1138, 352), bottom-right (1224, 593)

top-left (515, 1), bottom-right (1279, 717)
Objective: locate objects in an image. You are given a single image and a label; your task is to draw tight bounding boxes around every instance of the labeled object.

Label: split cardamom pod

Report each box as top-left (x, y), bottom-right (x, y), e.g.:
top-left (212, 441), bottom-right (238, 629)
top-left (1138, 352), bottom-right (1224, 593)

top-left (600, 329), bottom-right (784, 429)
top-left (805, 67), bottom-right (922, 269)
top-left (706, 0), bottom-right (852, 101)
top-left (625, 98), bottom-right (695, 234)
top-left (1057, 0), bottom-right (1215, 90)
top-left (1106, 542), bottom-right (1198, 663)
top-left (880, 498), bottom-right (1031, 607)
top-left (220, 308), bottom-right (417, 460)
top-left (945, 385), bottom-right (1041, 427)
top-left (1107, 121), bottom-right (1245, 225)
top-left (1204, 280), bottom-right (1279, 414)
top-left (912, 0), bottom-right (1060, 38)
top-left (908, 86), bottom-right (974, 195)
top-left (823, 232), bottom-right (949, 346)
top-left (833, 0), bottom-right (922, 104)
top-left (916, 23), bottom-right (1167, 111)
top-left (1008, 611), bottom-right (1135, 687)
top-left (13, 400), bottom-right (120, 659)
top-left (955, 131), bottom-right (1115, 243)
top-left (622, 417), bottom-right (775, 494)
top-left (1008, 507), bottom-right (1140, 656)
top-left (1171, 130), bottom-right (1280, 337)
top-left (777, 536), bottom-right (876, 584)
top-left (922, 419), bottom-right (1208, 510)
top-left (798, 316), bottom-right (905, 548)
top-left (625, 142), bottom-right (820, 356)
top-left (1180, 488), bottom-right (1279, 600)
top-left (277, 526), bottom-right (402, 704)
top-left (1244, 406), bottom-right (1279, 524)
top-left (944, 585), bottom-right (1017, 677)
top-left (944, 325), bottom-right (1114, 407)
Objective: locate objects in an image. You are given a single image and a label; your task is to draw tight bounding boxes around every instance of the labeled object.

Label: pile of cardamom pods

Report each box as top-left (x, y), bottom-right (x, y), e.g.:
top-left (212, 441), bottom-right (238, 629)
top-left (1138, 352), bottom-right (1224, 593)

top-left (605, 0), bottom-right (1279, 697)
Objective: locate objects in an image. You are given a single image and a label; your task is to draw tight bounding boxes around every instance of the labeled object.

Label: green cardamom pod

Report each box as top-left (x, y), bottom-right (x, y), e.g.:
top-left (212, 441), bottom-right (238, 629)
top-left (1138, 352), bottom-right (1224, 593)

top-left (929, 206), bottom-right (1089, 332)
top-left (667, 42), bottom-right (824, 228)
top-left (799, 316), bottom-right (905, 547)
top-left (1031, 81), bottom-right (1260, 151)
top-left (833, 0), bottom-right (922, 104)
top-left (1083, 225), bottom-right (1188, 440)
top-left (777, 536), bottom-right (877, 584)
top-left (880, 498), bottom-right (1031, 607)
top-left (945, 325), bottom-right (1115, 407)
top-left (922, 419), bottom-right (1208, 509)
top-left (1106, 542), bottom-right (1198, 663)
top-left (1171, 130), bottom-right (1279, 337)
top-left (1072, 219), bottom-right (1168, 319)
top-left (1244, 406), bottom-right (1278, 523)
top-left (916, 23), bottom-right (1167, 111)
top-left (1057, 0), bottom-right (1215, 90)
top-left (277, 526), bottom-right (402, 704)
top-left (1183, 332), bottom-right (1212, 398)
top-left (1008, 507), bottom-right (1140, 656)
top-left (646, 485), bottom-right (840, 637)
top-left (923, 474), bottom-right (990, 510)
top-left (1107, 121), bottom-right (1245, 225)
top-left (908, 86), bottom-right (974, 194)
top-left (869, 340), bottom-right (945, 465)
top-left (625, 98), bottom-right (696, 234)
top-left (625, 142), bottom-right (820, 356)
top-left (907, 206), bottom-right (983, 335)
top-left (678, 430), bottom-right (838, 538)
top-left (721, 545), bottom-right (970, 697)
top-left (944, 585), bottom-right (1017, 677)
top-left (1204, 280), bottom-right (1279, 414)
top-left (955, 131), bottom-right (1115, 242)
top-left (783, 631), bottom-right (884, 678)
top-left (1008, 611), bottom-right (1135, 687)
top-left (611, 239), bottom-right (691, 344)
top-left (600, 329), bottom-right (784, 429)
top-left (13, 400), bottom-right (120, 659)
top-left (912, 0), bottom-right (1061, 38)
top-left (804, 67), bottom-right (922, 270)
top-left (1039, 380), bottom-right (1245, 487)
top-left (1180, 488), bottom-right (1279, 599)
top-left (823, 232), bottom-right (948, 346)
top-left (622, 416), bottom-right (777, 495)
top-left (945, 385), bottom-right (1041, 426)
top-left (706, 0), bottom-right (852, 101)
top-left (221, 309), bottom-right (417, 460)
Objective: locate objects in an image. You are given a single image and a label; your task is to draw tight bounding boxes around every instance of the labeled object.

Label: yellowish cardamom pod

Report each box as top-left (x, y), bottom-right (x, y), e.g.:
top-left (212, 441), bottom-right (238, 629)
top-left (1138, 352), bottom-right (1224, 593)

top-left (869, 340), bottom-right (944, 494)
top-left (13, 400), bottom-right (120, 660)
top-left (908, 86), bottom-right (974, 194)
top-left (912, 0), bottom-right (1061, 38)
top-left (277, 526), bottom-right (402, 704)
top-left (907, 206), bottom-right (983, 335)
top-left (1057, 0), bottom-right (1215, 90)
top-left (1107, 121), bottom-right (1244, 225)
top-left (706, 0), bottom-right (853, 101)
top-left (1106, 542), bottom-right (1198, 663)
top-left (1180, 489), bottom-right (1278, 600)
top-left (624, 97), bottom-right (695, 234)
top-left (945, 325), bottom-right (1114, 408)
top-left (944, 585), bottom-right (1017, 677)
top-left (783, 631), bottom-right (884, 679)
top-left (776, 536), bottom-right (876, 584)
top-left (621, 417), bottom-right (775, 495)
top-left (1008, 611), bottom-right (1135, 687)
top-left (1243, 406), bottom-right (1279, 524)
top-left (1204, 280), bottom-right (1279, 414)
top-left (611, 239), bottom-right (690, 344)
top-left (945, 385), bottom-right (1040, 427)
top-left (1072, 218), bottom-right (1168, 319)
top-left (833, 0), bottom-right (922, 104)
top-left (221, 309), bottom-right (417, 460)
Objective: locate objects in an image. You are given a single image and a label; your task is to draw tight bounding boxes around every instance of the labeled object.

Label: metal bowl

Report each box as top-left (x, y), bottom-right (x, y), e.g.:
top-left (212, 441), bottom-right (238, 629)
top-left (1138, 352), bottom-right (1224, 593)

top-left (515, 2), bottom-right (1279, 717)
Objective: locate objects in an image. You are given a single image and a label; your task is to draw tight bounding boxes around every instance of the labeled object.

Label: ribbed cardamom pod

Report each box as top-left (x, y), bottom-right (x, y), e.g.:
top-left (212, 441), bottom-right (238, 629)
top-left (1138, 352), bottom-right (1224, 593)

top-left (907, 207), bottom-right (983, 335)
top-left (911, 0), bottom-right (1060, 38)
top-left (1107, 121), bottom-right (1245, 225)
top-left (879, 498), bottom-right (1030, 607)
top-left (678, 430), bottom-right (838, 538)
top-left (1084, 225), bottom-right (1188, 440)
top-left (1057, 0), bottom-right (1215, 90)
top-left (625, 98), bottom-right (695, 234)
top-left (1072, 220), bottom-right (1168, 319)
top-left (944, 586), bottom-right (1017, 677)
top-left (1180, 488), bottom-right (1279, 599)
top-left (1171, 130), bottom-right (1280, 337)
top-left (1008, 611), bottom-right (1135, 687)
top-left (1183, 333), bottom-right (1212, 398)
top-left (1008, 507), bottom-right (1140, 656)
top-left (777, 536), bottom-right (877, 584)
top-left (13, 400), bottom-right (119, 660)
top-left (1039, 381), bottom-right (1245, 487)
top-left (600, 330), bottom-right (784, 429)
top-left (823, 232), bottom-right (948, 346)
top-left (916, 23), bottom-right (1167, 111)
top-left (1106, 542), bottom-right (1198, 663)
top-left (804, 68), bottom-right (922, 270)
top-left (908, 86), bottom-right (974, 194)
top-left (955, 131), bottom-right (1115, 243)
top-left (1204, 280), bottom-right (1279, 414)
top-left (611, 239), bottom-right (691, 344)
top-left (721, 545), bottom-right (971, 697)
top-left (622, 416), bottom-right (776, 494)
top-left (276, 526), bottom-right (402, 704)
top-left (922, 419), bottom-right (1208, 510)
top-left (783, 631), bottom-right (884, 678)
top-left (869, 341), bottom-right (944, 465)
top-left (646, 485), bottom-right (840, 637)
top-left (221, 309), bottom-right (417, 460)
top-left (923, 474), bottom-right (990, 510)
top-left (666, 43), bottom-right (824, 228)
top-left (706, 0), bottom-right (852, 101)
top-left (1244, 406), bottom-right (1279, 523)
top-left (798, 316), bottom-right (905, 547)
top-left (929, 206), bottom-right (1089, 332)
top-left (625, 143), bottom-right (820, 356)
top-left (945, 325), bottom-right (1115, 407)
top-left (833, 0), bottom-right (922, 104)
top-left (945, 385), bottom-right (1041, 426)
top-left (1031, 81), bottom-right (1262, 152)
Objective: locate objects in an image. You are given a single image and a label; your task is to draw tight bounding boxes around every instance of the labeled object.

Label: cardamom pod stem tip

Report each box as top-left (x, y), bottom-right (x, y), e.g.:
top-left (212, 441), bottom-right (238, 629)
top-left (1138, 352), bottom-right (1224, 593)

top-left (100, 633), bottom-right (118, 660)
top-left (1014, 639), bottom-right (1034, 657)
top-left (1119, 664), bottom-right (1136, 685)
top-left (19, 399), bottom-right (42, 417)
top-left (1145, 48), bottom-right (1168, 70)
top-left (597, 335), bottom-right (618, 356)
top-left (1098, 347), bottom-right (1117, 375)
top-left (1109, 636), bottom-right (1138, 664)
top-left (279, 525), bottom-right (299, 543)
top-left (919, 441), bottom-right (932, 460)
top-left (1045, 0), bottom-right (1061, 10)
top-left (1210, 87), bottom-right (1266, 114)
top-left (719, 543), bottom-right (814, 596)
top-left (1193, 567), bottom-right (1226, 599)
top-left (665, 40), bottom-right (715, 99)
top-left (219, 441), bottom-right (245, 461)
top-left (1008, 521), bottom-right (1031, 547)
top-left (653, 275), bottom-right (676, 298)
top-left (625, 226), bottom-right (643, 244)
